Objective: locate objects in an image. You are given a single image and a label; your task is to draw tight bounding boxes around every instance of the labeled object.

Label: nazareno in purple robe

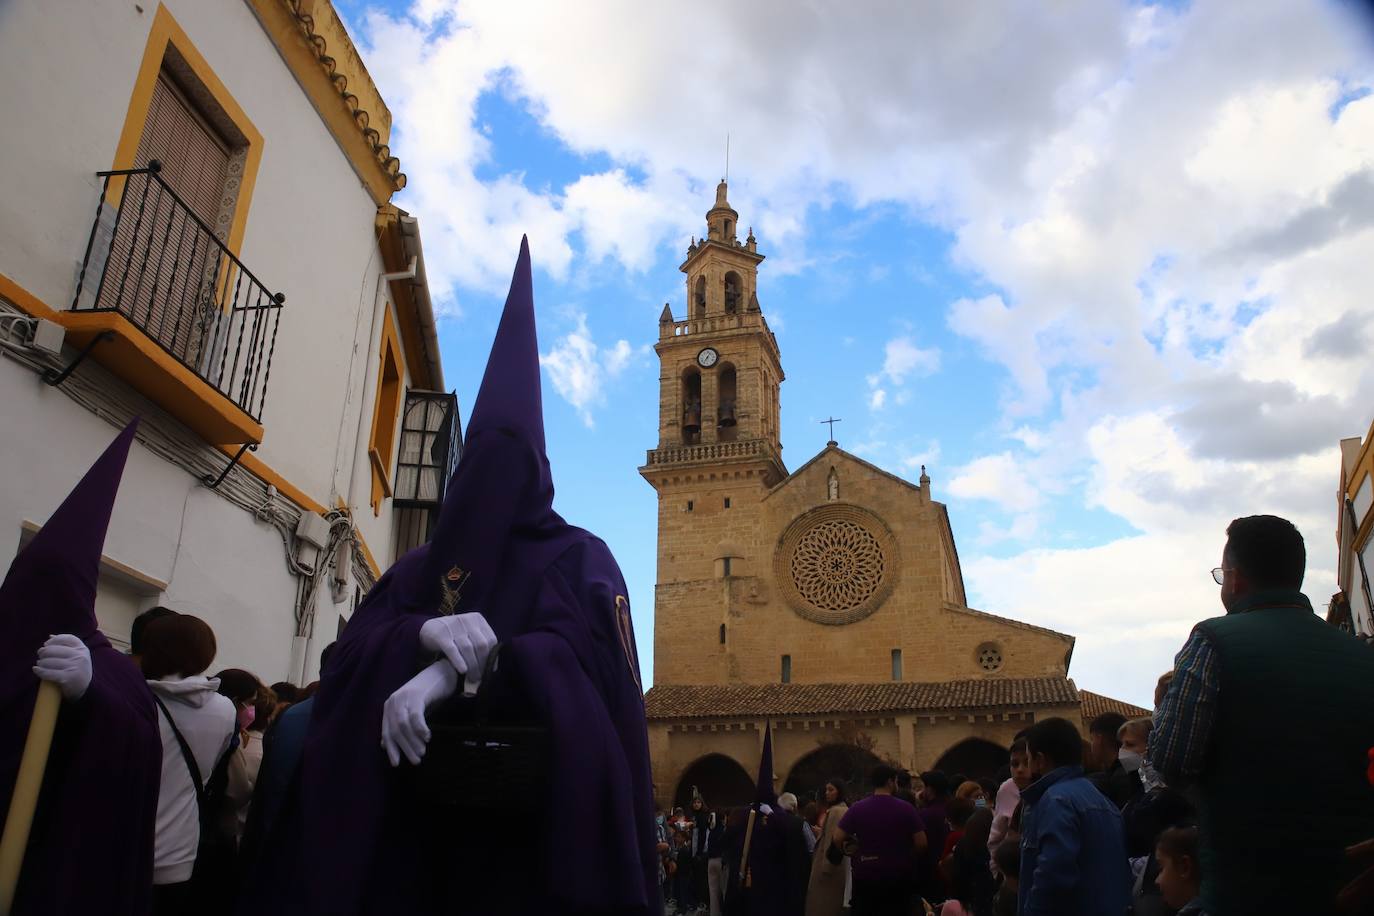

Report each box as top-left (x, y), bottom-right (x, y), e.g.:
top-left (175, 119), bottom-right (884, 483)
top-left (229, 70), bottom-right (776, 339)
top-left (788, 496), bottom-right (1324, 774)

top-left (0, 420), bottom-right (162, 915)
top-left (275, 238), bottom-right (657, 915)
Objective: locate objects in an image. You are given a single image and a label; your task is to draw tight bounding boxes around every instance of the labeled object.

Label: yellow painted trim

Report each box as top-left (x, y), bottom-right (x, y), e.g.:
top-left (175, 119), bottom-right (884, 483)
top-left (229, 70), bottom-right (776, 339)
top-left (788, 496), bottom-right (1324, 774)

top-left (57, 310), bottom-right (265, 446)
top-left (0, 271), bottom-right (61, 321)
top-left (368, 305), bottom-right (403, 515)
top-left (246, 0), bottom-right (401, 205)
top-left (2, 274), bottom-right (344, 540)
top-left (230, 448), bottom-right (330, 516)
top-left (332, 498), bottom-right (383, 579)
top-left (110, 4), bottom-right (264, 258)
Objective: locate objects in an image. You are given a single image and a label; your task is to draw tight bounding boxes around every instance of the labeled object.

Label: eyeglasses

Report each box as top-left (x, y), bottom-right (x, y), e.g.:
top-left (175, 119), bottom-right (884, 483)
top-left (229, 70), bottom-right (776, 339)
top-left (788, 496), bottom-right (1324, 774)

top-left (1211, 567), bottom-right (1231, 586)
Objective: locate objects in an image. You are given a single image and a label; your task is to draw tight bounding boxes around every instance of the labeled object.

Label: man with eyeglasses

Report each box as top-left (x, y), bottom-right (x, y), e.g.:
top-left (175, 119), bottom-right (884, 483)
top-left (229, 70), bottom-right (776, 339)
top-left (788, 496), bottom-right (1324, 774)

top-left (1148, 515), bottom-right (1374, 915)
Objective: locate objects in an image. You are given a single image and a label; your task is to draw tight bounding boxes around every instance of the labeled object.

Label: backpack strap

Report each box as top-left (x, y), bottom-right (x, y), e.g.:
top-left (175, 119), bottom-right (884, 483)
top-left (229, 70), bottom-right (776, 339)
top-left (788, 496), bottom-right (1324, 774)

top-left (153, 694), bottom-right (204, 800)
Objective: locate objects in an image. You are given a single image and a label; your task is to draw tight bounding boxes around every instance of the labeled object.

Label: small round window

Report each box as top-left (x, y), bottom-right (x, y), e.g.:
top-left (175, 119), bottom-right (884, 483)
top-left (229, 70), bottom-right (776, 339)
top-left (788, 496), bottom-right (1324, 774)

top-left (976, 643), bottom-right (1004, 673)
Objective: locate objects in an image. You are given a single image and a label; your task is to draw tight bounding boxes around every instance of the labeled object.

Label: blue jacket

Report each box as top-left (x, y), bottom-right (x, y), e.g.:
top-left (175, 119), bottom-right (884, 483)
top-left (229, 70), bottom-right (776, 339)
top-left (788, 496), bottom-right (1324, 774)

top-left (1019, 765), bottom-right (1131, 916)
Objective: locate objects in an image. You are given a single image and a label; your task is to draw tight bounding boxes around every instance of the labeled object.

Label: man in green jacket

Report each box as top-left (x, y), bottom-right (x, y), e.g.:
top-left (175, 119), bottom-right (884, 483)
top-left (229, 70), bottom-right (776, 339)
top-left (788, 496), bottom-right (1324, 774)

top-left (1149, 514), bottom-right (1374, 915)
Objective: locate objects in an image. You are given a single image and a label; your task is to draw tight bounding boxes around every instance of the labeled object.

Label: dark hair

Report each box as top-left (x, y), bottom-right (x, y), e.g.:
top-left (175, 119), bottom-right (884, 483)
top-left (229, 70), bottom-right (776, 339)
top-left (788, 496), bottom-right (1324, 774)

top-left (1225, 515), bottom-right (1305, 589)
top-left (947, 797), bottom-right (975, 829)
top-left (140, 614), bottom-right (216, 679)
top-left (319, 641), bottom-right (337, 673)
top-left (872, 764), bottom-right (899, 787)
top-left (801, 801), bottom-right (819, 825)
top-left (1156, 826), bottom-right (1199, 864)
top-left (919, 770), bottom-right (951, 799)
top-left (1025, 717), bottom-right (1083, 769)
top-left (994, 837), bottom-right (1021, 878)
top-left (1013, 727), bottom-right (1032, 742)
top-left (130, 606), bottom-right (178, 655)
top-left (896, 769), bottom-right (913, 789)
top-left (215, 668), bottom-right (261, 705)
top-left (270, 681), bottom-right (301, 704)
top-left (825, 779), bottom-right (847, 804)
top-left (1010, 737), bottom-right (1029, 757)
top-left (978, 778), bottom-right (999, 800)
top-left (1090, 712), bottom-right (1128, 745)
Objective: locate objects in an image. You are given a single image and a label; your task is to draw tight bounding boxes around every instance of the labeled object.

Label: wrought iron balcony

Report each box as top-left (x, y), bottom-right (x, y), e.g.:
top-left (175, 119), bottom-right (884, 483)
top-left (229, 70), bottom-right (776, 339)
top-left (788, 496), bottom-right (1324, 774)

top-left (66, 162), bottom-right (285, 440)
top-left (394, 389), bottom-right (462, 508)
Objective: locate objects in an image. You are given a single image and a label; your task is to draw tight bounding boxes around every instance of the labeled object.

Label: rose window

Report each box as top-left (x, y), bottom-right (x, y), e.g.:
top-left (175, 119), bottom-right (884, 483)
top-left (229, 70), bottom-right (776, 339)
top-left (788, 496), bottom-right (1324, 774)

top-left (776, 505), bottom-right (899, 625)
top-left (977, 643), bottom-right (1004, 672)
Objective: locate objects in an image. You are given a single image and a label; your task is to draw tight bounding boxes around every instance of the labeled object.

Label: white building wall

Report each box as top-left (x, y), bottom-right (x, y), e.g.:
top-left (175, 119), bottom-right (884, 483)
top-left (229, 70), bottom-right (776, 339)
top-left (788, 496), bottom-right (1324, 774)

top-left (0, 358), bottom-right (299, 680)
top-left (0, 0), bottom-right (437, 683)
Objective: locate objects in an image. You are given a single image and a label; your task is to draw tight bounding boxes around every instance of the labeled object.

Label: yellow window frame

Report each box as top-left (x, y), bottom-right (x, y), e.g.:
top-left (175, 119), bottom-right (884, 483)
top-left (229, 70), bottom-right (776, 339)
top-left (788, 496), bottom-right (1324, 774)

top-left (369, 306), bottom-right (405, 514)
top-left (110, 3), bottom-right (263, 258)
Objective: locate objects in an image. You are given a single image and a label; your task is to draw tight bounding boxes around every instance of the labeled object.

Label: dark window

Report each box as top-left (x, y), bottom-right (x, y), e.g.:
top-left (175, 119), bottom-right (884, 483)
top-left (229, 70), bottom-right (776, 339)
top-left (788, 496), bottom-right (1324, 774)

top-left (724, 497), bottom-right (732, 509)
top-left (781, 655), bottom-right (792, 683)
top-left (687, 500), bottom-right (694, 512)
top-left (891, 649), bottom-right (903, 681)
top-left (719, 624), bottom-right (726, 645)
top-left (722, 557), bottom-right (732, 577)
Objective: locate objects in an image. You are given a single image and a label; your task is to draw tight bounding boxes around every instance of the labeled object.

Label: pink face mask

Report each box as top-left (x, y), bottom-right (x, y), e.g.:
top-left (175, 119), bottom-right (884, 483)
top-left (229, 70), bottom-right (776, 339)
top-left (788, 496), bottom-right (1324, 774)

top-left (237, 705), bottom-right (256, 731)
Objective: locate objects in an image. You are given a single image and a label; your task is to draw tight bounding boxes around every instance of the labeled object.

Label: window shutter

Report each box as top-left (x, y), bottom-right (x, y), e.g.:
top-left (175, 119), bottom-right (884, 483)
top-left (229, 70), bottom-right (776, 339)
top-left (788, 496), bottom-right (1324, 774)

top-left (101, 73), bottom-right (232, 370)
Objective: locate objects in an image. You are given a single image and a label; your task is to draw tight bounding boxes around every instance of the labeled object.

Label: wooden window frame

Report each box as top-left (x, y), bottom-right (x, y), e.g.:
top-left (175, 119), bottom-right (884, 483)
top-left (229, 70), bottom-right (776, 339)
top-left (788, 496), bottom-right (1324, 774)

top-left (369, 307), bottom-right (405, 514)
top-left (110, 5), bottom-right (262, 258)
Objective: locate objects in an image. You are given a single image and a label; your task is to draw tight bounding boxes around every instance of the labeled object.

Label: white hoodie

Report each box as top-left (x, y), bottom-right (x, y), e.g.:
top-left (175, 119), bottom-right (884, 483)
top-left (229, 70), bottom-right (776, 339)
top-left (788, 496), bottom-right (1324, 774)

top-left (148, 675), bottom-right (236, 885)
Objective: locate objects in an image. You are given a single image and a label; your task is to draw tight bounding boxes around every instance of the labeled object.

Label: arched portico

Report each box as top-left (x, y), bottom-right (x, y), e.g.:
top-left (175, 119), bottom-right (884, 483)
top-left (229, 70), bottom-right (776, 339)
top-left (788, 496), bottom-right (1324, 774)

top-left (932, 738), bottom-right (1009, 781)
top-left (782, 743), bottom-right (886, 806)
top-left (673, 752), bottom-right (755, 811)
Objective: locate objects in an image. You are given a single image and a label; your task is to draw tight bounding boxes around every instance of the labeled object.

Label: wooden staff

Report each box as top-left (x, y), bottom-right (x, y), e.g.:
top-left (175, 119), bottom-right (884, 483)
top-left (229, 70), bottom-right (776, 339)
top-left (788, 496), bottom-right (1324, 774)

top-left (0, 681), bottom-right (61, 916)
top-left (737, 808), bottom-right (758, 888)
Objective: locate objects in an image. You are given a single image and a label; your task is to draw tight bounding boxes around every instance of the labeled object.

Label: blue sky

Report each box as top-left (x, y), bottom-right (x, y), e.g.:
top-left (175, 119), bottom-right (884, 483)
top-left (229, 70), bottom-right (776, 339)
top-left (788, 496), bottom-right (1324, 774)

top-left (341, 0), bottom-right (1374, 706)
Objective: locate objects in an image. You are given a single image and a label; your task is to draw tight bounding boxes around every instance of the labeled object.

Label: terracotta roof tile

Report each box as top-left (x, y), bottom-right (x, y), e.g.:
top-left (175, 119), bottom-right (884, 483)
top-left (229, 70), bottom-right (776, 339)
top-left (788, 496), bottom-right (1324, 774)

top-left (644, 677), bottom-right (1080, 720)
top-left (1079, 690), bottom-right (1151, 722)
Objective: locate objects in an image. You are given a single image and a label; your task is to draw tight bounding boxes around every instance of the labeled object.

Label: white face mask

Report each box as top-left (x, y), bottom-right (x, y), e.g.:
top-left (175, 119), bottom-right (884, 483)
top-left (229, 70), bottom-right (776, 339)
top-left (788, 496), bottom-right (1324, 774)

top-left (1118, 749), bottom-right (1143, 773)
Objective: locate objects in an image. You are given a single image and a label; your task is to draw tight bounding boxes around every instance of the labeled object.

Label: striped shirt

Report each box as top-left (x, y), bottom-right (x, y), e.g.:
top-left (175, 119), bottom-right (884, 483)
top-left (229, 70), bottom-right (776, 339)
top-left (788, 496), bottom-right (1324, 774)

top-left (1147, 627), bottom-right (1219, 782)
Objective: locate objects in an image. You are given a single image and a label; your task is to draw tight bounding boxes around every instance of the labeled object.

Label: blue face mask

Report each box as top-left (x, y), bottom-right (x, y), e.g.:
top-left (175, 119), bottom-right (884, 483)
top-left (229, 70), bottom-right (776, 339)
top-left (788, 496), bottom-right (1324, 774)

top-left (656, 815), bottom-right (665, 825)
top-left (974, 797), bottom-right (988, 809)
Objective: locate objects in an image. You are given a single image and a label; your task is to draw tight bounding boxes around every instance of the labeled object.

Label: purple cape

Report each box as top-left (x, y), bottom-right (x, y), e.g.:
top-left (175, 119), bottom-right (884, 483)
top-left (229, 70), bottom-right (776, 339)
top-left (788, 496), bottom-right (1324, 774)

top-left (277, 239), bottom-right (656, 915)
top-left (0, 421), bottom-right (161, 915)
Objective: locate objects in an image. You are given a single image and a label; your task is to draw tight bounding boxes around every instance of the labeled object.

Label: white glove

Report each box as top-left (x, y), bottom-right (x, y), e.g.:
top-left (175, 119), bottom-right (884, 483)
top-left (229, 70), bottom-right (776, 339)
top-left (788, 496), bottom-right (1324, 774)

top-left (758, 804), bottom-right (773, 816)
top-left (381, 659), bottom-right (459, 767)
top-left (33, 634), bottom-right (92, 701)
top-left (419, 612), bottom-right (497, 695)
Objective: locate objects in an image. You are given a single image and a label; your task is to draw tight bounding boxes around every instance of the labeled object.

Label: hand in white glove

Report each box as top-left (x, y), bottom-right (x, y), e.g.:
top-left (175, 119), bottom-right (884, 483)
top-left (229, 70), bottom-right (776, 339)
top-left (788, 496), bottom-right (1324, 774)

top-left (33, 634), bottom-right (92, 701)
top-left (758, 804), bottom-right (773, 816)
top-left (381, 659), bottom-right (459, 767)
top-left (418, 612), bottom-right (497, 694)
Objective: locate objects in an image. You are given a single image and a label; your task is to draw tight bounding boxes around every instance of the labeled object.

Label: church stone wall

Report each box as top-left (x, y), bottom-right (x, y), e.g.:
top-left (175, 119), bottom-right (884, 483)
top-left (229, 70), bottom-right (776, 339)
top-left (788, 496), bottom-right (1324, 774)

top-left (653, 447), bottom-right (1073, 688)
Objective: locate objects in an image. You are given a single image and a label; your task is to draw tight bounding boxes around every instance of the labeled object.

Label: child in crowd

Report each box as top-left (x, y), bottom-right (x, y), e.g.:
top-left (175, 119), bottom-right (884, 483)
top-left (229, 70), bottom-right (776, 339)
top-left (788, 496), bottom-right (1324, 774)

top-left (988, 736), bottom-right (1032, 855)
top-left (992, 837), bottom-right (1020, 916)
top-left (1155, 826), bottom-right (1206, 915)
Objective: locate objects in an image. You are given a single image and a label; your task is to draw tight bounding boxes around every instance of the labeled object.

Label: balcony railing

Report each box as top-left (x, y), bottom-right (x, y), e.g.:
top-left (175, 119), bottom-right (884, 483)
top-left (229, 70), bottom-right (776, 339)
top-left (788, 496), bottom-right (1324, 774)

top-left (71, 162), bottom-right (285, 423)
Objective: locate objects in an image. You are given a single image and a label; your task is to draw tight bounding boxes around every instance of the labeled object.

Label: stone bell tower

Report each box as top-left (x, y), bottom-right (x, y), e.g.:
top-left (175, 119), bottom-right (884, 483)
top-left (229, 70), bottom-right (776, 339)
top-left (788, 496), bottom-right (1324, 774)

top-left (639, 180), bottom-right (787, 685)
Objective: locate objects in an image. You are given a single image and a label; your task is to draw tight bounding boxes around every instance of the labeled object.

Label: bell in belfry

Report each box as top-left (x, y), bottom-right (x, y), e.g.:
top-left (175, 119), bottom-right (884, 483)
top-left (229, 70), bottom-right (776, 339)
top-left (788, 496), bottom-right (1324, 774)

top-left (718, 400), bottom-right (737, 427)
top-left (683, 398), bottom-right (702, 436)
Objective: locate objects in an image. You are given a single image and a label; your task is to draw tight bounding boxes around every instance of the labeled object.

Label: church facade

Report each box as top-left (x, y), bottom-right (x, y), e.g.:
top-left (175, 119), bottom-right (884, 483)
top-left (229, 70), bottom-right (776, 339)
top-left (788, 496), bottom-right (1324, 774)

top-left (641, 183), bottom-right (1142, 810)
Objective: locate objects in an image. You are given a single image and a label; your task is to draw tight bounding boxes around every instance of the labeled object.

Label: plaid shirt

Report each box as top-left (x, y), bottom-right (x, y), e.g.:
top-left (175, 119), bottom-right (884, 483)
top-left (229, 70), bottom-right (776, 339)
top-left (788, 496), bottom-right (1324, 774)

top-left (1148, 627), bottom-right (1219, 782)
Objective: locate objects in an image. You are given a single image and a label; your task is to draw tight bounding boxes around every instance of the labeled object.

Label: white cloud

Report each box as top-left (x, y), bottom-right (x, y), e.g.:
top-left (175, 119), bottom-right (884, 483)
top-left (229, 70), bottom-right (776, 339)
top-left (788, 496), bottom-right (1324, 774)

top-left (352, 0), bottom-right (1374, 702)
top-left (947, 453), bottom-right (1041, 514)
top-left (538, 313), bottom-right (640, 426)
top-left (881, 337), bottom-right (942, 384)
top-left (866, 336), bottom-right (941, 410)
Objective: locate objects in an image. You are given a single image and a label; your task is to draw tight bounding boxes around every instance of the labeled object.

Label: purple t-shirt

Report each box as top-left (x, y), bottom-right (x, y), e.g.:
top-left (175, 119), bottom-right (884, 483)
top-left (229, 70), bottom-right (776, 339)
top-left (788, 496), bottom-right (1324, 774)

top-left (838, 794), bottom-right (926, 882)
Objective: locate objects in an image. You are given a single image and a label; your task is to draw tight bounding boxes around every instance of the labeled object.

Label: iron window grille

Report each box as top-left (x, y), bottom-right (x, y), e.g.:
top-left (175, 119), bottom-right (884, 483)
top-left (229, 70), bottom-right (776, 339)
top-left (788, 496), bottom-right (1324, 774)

top-left (394, 389), bottom-right (462, 509)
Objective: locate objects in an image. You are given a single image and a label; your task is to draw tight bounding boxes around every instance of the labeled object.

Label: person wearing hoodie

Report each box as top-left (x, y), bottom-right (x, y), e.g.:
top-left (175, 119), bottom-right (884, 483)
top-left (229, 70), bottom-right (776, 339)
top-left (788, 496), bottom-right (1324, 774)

top-left (141, 612), bottom-right (237, 914)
